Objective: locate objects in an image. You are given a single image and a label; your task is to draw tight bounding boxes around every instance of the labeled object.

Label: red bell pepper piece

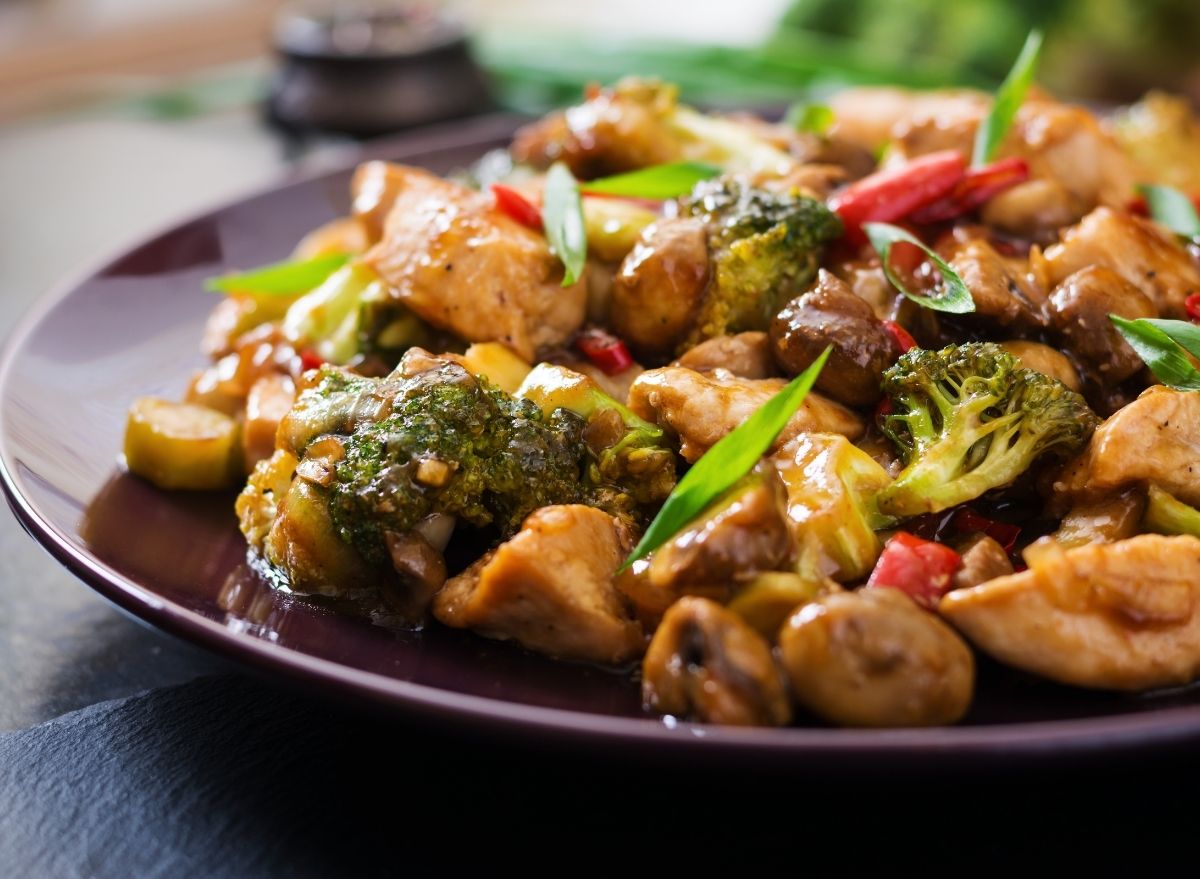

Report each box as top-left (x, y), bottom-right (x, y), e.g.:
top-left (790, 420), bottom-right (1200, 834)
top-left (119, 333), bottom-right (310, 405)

top-left (299, 350), bottom-right (325, 373)
top-left (951, 507), bottom-right (1022, 554)
top-left (829, 150), bottom-right (967, 240)
top-left (1186, 292), bottom-right (1200, 324)
top-left (866, 531), bottom-right (962, 610)
top-left (882, 320), bottom-right (917, 353)
top-left (575, 328), bottom-right (635, 376)
top-left (908, 157), bottom-right (1029, 225)
top-left (491, 183), bottom-right (543, 230)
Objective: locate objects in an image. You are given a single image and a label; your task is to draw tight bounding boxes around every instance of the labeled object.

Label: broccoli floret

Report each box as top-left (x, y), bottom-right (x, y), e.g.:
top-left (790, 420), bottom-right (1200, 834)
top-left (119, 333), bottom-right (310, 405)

top-left (877, 343), bottom-right (1099, 518)
top-left (674, 178), bottom-right (843, 350)
top-left (282, 262), bottom-right (433, 365)
top-left (323, 359), bottom-right (588, 563)
top-left (516, 363), bottom-right (678, 508)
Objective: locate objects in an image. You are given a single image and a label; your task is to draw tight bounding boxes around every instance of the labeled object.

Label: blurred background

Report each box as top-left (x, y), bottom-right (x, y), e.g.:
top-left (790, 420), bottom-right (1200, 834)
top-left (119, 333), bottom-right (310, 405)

top-left (1, 0), bottom-right (1199, 314)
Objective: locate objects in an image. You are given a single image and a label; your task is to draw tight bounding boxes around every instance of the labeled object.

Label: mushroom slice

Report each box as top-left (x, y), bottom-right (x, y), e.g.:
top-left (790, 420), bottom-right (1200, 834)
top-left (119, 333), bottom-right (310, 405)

top-left (941, 534), bottom-right (1200, 690)
top-left (779, 588), bottom-right (974, 727)
top-left (642, 597), bottom-right (791, 727)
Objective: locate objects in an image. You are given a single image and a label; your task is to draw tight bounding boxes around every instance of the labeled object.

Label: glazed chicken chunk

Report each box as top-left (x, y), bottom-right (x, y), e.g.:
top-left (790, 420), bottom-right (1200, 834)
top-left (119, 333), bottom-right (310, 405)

top-left (628, 366), bottom-right (864, 462)
top-left (432, 505), bottom-right (643, 664)
top-left (361, 163), bottom-right (587, 361)
top-left (1040, 207), bottom-right (1200, 318)
top-left (941, 535), bottom-right (1200, 690)
top-left (1056, 387), bottom-right (1200, 507)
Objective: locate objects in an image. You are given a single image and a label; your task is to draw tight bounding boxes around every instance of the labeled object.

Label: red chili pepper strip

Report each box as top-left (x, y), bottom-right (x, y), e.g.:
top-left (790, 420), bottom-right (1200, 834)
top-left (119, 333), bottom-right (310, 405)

top-left (908, 157), bottom-right (1030, 225)
top-left (1128, 192), bottom-right (1200, 217)
top-left (867, 531), bottom-right (963, 611)
top-left (1186, 293), bottom-right (1200, 323)
top-left (951, 508), bottom-right (1022, 555)
top-left (882, 320), bottom-right (917, 353)
top-left (491, 183), bottom-right (543, 230)
top-left (575, 329), bottom-right (635, 376)
top-left (299, 350), bottom-right (325, 372)
top-left (829, 150), bottom-right (967, 241)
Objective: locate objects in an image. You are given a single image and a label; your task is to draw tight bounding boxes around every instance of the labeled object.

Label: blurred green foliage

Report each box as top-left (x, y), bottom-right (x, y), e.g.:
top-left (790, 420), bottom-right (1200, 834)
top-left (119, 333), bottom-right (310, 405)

top-left (478, 0), bottom-right (1200, 113)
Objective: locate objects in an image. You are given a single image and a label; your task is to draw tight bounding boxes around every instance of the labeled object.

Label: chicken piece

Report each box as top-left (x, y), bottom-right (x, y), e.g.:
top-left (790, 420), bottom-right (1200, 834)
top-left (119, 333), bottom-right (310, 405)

top-left (1044, 266), bottom-right (1158, 384)
top-left (771, 269), bottom-right (900, 406)
top-left (943, 239), bottom-right (1045, 330)
top-left (1112, 91), bottom-right (1200, 194)
top-left (361, 164), bottom-right (586, 362)
top-left (432, 505), bottom-right (643, 664)
top-left (983, 101), bottom-right (1138, 236)
top-left (610, 218), bottom-right (710, 360)
top-left (673, 332), bottom-right (776, 379)
top-left (616, 463), bottom-right (791, 623)
top-left (1056, 387), bottom-right (1200, 507)
top-left (642, 597), bottom-right (792, 726)
top-left (511, 79), bottom-right (683, 178)
top-left (951, 534), bottom-right (1014, 590)
top-left (351, 161), bottom-right (408, 246)
top-left (778, 588), bottom-right (974, 727)
top-left (828, 87), bottom-right (988, 155)
top-left (941, 535), bottom-right (1200, 690)
top-left (997, 341), bottom-right (1081, 392)
top-left (628, 366), bottom-right (864, 462)
top-left (1040, 208), bottom-right (1200, 318)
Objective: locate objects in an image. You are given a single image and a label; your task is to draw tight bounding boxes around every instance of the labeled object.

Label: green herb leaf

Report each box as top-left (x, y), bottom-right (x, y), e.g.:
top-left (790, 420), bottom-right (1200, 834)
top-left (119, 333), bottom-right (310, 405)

top-left (1109, 315), bottom-right (1200, 391)
top-left (582, 161), bottom-right (721, 200)
top-left (622, 346), bottom-right (831, 569)
top-left (972, 30), bottom-right (1043, 167)
top-left (783, 102), bottom-right (834, 135)
top-left (864, 222), bottom-right (975, 314)
top-left (1139, 184), bottom-right (1200, 238)
top-left (543, 162), bottom-right (587, 286)
top-left (205, 252), bottom-right (351, 295)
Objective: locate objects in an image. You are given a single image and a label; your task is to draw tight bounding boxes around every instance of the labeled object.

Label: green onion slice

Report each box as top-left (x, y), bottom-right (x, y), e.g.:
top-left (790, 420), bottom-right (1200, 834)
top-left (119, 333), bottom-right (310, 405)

top-left (582, 161), bottom-right (721, 200)
top-left (864, 222), bottom-right (975, 314)
top-left (1139, 184), bottom-right (1200, 238)
top-left (543, 162), bottom-right (588, 286)
top-left (1110, 316), bottom-right (1200, 391)
top-left (972, 30), bottom-right (1043, 167)
top-left (783, 102), bottom-right (834, 136)
top-left (622, 346), bottom-right (831, 569)
top-left (205, 252), bottom-right (351, 296)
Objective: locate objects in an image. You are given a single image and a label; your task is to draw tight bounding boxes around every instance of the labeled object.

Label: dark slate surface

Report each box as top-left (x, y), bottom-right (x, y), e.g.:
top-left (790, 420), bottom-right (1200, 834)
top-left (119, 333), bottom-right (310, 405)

top-left (3, 672), bottom-right (1200, 875)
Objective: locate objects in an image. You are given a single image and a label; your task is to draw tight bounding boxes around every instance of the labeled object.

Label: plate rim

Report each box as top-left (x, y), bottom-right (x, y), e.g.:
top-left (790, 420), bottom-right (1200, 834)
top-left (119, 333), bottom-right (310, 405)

top-left (4, 119), bottom-right (1200, 762)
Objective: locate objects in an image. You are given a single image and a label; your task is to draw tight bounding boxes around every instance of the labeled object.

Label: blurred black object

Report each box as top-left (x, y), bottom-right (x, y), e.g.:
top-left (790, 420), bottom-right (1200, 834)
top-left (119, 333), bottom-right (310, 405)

top-left (267, 1), bottom-right (492, 137)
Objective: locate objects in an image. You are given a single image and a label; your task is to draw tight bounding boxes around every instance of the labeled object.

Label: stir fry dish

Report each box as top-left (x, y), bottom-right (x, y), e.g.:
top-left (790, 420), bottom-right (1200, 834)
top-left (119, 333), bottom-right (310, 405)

top-left (123, 35), bottom-right (1200, 729)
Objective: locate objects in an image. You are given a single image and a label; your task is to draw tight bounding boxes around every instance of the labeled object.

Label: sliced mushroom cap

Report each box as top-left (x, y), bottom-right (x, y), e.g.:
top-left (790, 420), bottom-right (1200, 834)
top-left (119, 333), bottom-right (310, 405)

top-left (642, 597), bottom-right (792, 727)
top-left (770, 269), bottom-right (899, 406)
top-left (778, 588), bottom-right (974, 727)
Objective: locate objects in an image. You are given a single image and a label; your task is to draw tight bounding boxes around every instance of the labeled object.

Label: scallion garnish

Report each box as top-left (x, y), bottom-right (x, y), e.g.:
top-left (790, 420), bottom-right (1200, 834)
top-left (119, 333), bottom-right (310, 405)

top-left (205, 252), bottom-right (351, 296)
top-left (1139, 184), bottom-right (1200, 238)
top-left (864, 222), bottom-right (975, 314)
top-left (543, 162), bottom-right (588, 286)
top-left (1110, 315), bottom-right (1200, 391)
top-left (622, 346), bottom-right (831, 569)
top-left (972, 30), bottom-right (1043, 167)
top-left (582, 161), bottom-right (721, 200)
top-left (783, 102), bottom-right (834, 136)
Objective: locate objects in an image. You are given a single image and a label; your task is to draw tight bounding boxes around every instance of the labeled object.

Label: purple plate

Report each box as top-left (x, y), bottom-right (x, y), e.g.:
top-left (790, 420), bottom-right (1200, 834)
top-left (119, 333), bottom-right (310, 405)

top-left (4, 115), bottom-right (1199, 764)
